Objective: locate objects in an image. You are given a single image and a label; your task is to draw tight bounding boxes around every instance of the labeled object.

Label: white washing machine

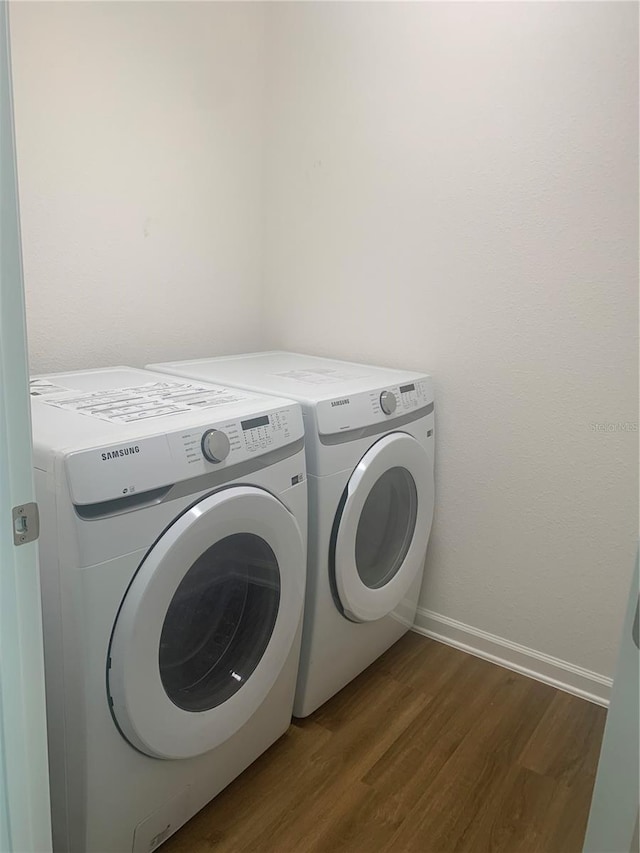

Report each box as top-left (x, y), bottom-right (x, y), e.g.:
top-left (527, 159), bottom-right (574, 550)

top-left (30, 367), bottom-right (307, 852)
top-left (148, 353), bottom-right (435, 717)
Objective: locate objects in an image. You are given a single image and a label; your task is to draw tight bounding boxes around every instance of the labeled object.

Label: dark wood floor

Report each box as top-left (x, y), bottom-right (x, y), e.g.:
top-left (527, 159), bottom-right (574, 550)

top-left (162, 633), bottom-right (606, 853)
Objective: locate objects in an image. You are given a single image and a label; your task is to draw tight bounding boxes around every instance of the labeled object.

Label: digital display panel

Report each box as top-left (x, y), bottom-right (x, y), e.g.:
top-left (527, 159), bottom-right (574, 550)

top-left (399, 384), bottom-right (415, 394)
top-left (241, 415), bottom-right (270, 431)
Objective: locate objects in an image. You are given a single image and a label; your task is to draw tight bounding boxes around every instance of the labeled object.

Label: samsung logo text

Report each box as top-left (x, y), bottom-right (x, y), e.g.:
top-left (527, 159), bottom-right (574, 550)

top-left (331, 399), bottom-right (350, 407)
top-left (101, 446), bottom-right (140, 461)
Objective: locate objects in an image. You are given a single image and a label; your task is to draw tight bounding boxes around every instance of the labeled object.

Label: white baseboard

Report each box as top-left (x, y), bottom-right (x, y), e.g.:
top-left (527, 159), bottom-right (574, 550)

top-left (412, 607), bottom-right (612, 707)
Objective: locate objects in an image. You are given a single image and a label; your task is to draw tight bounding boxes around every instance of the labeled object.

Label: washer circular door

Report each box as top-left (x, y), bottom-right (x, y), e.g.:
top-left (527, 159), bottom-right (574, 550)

top-left (333, 433), bottom-right (434, 623)
top-left (107, 486), bottom-right (304, 760)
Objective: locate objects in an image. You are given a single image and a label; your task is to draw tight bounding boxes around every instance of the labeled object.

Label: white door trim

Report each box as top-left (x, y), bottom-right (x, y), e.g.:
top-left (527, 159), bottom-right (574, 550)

top-left (0, 4), bottom-right (52, 849)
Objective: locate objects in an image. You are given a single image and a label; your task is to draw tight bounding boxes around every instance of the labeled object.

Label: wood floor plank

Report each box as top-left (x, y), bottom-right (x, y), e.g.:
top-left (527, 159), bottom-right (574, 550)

top-left (307, 651), bottom-right (433, 734)
top-left (453, 764), bottom-right (559, 853)
top-left (249, 672), bottom-right (433, 853)
top-left (534, 773), bottom-right (602, 853)
top-left (367, 632), bottom-right (469, 698)
top-left (519, 689), bottom-right (607, 786)
top-left (362, 655), bottom-right (517, 792)
top-left (381, 673), bottom-right (557, 852)
top-left (160, 634), bottom-right (606, 853)
top-left (301, 781), bottom-right (405, 853)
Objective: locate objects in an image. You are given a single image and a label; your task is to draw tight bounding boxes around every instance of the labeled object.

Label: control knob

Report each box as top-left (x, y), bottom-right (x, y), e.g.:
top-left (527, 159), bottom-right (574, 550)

top-left (201, 429), bottom-right (231, 464)
top-left (379, 390), bottom-right (397, 416)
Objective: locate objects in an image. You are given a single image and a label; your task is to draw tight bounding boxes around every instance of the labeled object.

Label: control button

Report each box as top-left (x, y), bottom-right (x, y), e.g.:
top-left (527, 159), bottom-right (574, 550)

top-left (201, 429), bottom-right (231, 464)
top-left (379, 390), bottom-right (397, 416)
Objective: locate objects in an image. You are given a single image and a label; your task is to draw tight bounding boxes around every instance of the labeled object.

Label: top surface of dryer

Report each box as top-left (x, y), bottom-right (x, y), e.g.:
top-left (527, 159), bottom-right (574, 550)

top-left (149, 353), bottom-right (434, 441)
top-left (150, 352), bottom-right (433, 406)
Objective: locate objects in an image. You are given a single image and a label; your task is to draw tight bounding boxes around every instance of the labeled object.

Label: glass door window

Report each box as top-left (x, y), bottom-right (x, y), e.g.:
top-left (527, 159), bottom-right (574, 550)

top-left (355, 467), bottom-right (418, 590)
top-left (160, 533), bottom-right (280, 712)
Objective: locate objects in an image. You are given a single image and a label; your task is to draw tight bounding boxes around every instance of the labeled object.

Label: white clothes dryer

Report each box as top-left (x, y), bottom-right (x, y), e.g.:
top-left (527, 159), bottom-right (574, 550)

top-left (148, 353), bottom-right (435, 717)
top-left (30, 367), bottom-right (307, 852)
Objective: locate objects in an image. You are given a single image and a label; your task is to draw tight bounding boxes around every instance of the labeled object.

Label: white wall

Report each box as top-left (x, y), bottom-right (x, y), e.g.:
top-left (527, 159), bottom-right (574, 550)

top-left (264, 2), bottom-right (638, 679)
top-left (10, 1), bottom-right (266, 374)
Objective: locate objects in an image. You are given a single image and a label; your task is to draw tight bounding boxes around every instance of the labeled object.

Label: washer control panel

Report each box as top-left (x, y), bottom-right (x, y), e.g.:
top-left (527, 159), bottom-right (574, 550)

top-left (65, 403), bottom-right (303, 506)
top-left (315, 378), bottom-right (433, 436)
top-left (169, 405), bottom-right (297, 471)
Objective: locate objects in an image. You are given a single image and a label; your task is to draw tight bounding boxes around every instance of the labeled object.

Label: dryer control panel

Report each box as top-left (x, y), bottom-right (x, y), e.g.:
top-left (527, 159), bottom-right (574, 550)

top-left (65, 404), bottom-right (303, 507)
top-left (315, 378), bottom-right (433, 437)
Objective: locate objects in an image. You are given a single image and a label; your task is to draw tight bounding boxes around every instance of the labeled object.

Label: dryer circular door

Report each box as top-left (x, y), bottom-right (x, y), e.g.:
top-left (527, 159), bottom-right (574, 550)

top-left (332, 432), bottom-right (434, 623)
top-left (107, 486), bottom-right (304, 760)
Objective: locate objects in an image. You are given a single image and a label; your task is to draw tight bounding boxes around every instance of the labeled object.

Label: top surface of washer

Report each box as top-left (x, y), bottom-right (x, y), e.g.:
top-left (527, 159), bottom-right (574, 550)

top-left (150, 352), bottom-right (432, 406)
top-left (30, 366), bottom-right (300, 454)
